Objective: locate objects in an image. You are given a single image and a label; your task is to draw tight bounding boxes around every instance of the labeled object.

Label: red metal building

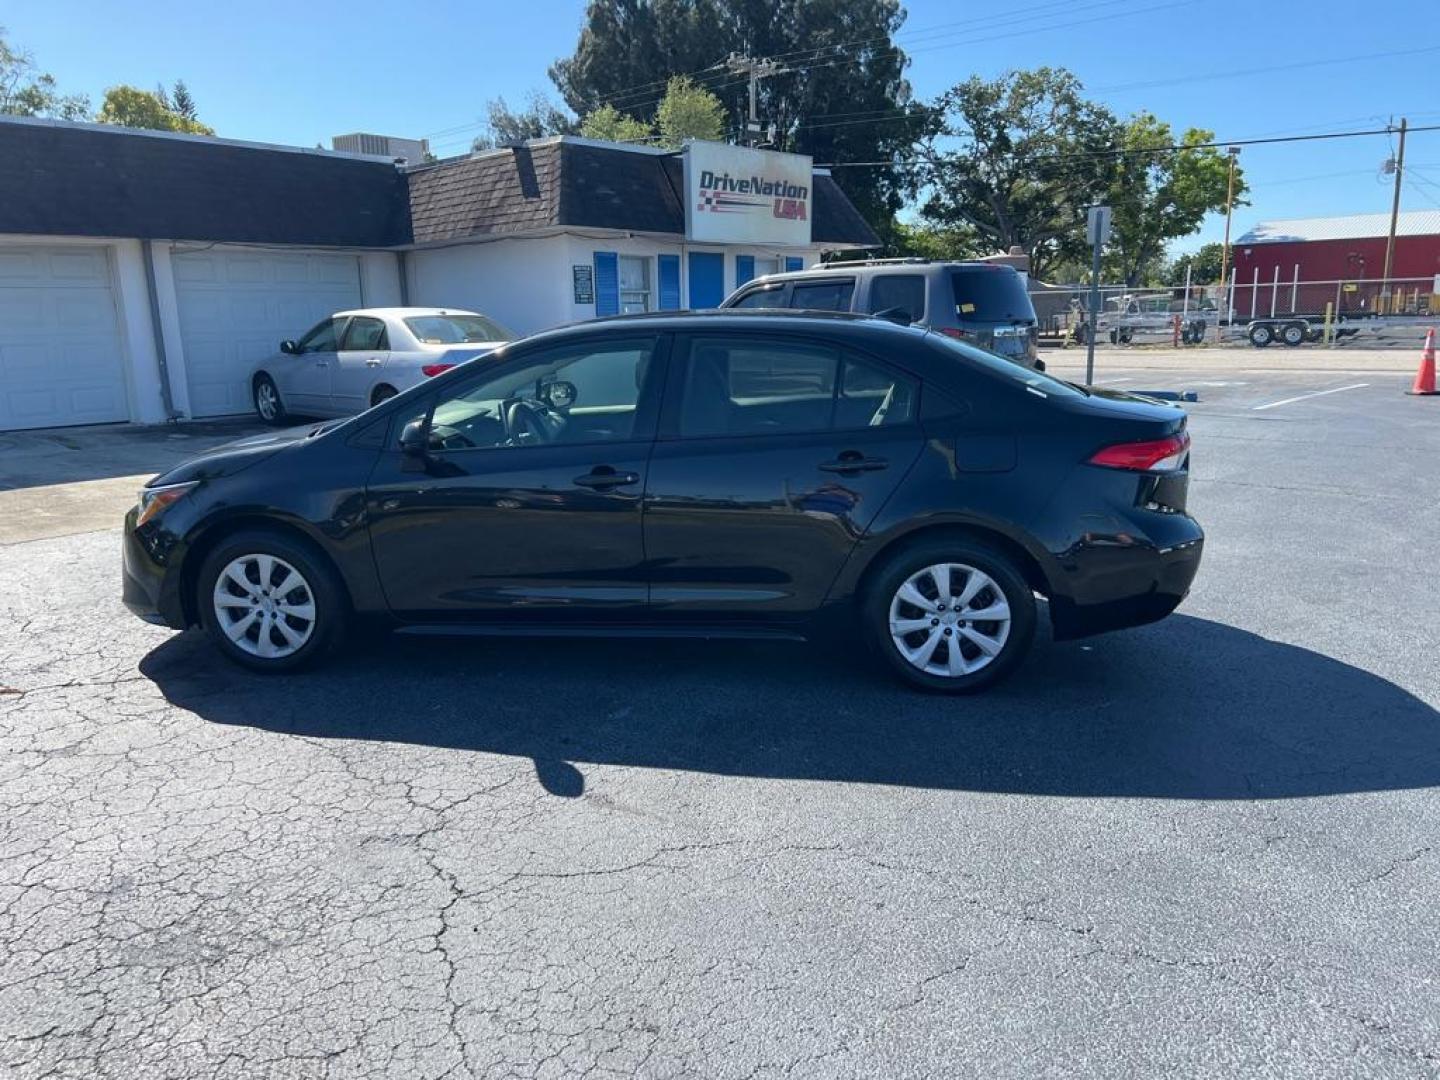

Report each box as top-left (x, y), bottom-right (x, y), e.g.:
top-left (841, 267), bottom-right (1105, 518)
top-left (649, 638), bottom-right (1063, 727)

top-left (1230, 209), bottom-right (1440, 318)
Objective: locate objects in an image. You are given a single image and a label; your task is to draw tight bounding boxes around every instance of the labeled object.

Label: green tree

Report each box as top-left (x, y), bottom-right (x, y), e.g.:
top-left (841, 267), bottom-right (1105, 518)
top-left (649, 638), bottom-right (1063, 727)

top-left (548, 0), bottom-right (916, 235)
top-left (1105, 114), bottom-right (1242, 286)
top-left (887, 219), bottom-right (983, 261)
top-left (655, 74), bottom-right (724, 146)
top-left (98, 85), bottom-right (213, 134)
top-left (170, 79), bottom-right (198, 121)
top-left (1169, 242), bottom-right (1226, 284)
top-left (916, 68), bottom-right (1120, 279)
top-left (0, 28), bottom-right (89, 119)
top-left (579, 102), bottom-right (654, 142)
top-left (472, 92), bottom-right (574, 150)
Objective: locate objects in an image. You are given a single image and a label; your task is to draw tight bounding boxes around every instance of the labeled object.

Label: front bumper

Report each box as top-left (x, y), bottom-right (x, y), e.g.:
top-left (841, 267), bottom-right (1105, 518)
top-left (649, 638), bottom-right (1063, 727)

top-left (122, 508), bottom-right (190, 629)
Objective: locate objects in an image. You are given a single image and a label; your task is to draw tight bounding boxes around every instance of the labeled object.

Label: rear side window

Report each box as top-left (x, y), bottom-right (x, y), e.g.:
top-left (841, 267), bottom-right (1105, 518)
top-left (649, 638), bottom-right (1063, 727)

top-left (676, 336), bottom-right (915, 437)
top-left (341, 316), bottom-right (388, 351)
top-left (731, 285), bottom-right (787, 309)
top-left (788, 279), bottom-right (855, 312)
top-left (867, 275), bottom-right (926, 323)
top-left (949, 269), bottom-right (1035, 323)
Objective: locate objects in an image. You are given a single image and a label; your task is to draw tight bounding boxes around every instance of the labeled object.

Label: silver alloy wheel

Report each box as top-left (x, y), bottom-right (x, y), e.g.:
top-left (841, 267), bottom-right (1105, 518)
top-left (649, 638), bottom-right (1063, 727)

top-left (255, 380), bottom-right (279, 421)
top-left (212, 553), bottom-right (316, 659)
top-left (888, 562), bottom-right (1012, 678)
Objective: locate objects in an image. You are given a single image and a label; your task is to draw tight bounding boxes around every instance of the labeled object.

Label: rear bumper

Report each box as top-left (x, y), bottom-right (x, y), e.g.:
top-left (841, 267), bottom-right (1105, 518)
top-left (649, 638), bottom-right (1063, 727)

top-left (1048, 534), bottom-right (1203, 639)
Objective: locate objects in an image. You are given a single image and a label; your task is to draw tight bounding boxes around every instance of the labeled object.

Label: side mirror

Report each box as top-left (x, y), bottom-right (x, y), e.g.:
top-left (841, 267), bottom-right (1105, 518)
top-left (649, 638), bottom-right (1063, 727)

top-left (398, 418), bottom-right (430, 473)
top-left (280, 339), bottom-right (300, 355)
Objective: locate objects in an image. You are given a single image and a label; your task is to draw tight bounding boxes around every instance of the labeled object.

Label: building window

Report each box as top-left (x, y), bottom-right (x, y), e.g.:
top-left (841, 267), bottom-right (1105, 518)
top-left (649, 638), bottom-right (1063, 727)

top-left (753, 256), bottom-right (781, 278)
top-left (619, 256), bottom-right (651, 313)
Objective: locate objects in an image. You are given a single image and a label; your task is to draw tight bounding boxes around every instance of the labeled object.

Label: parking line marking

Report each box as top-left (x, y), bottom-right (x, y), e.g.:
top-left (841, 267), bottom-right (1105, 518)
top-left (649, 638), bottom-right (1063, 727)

top-left (1251, 383), bottom-right (1369, 411)
top-left (1094, 377), bottom-right (1133, 384)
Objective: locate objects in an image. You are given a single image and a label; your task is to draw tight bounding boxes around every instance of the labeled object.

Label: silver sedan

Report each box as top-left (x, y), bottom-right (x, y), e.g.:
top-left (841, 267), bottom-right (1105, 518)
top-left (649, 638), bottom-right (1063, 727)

top-left (250, 307), bottom-right (512, 423)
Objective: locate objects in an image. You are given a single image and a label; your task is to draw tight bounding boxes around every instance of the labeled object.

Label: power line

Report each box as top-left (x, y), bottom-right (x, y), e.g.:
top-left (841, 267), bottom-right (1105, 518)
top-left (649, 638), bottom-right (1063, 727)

top-left (817, 123), bottom-right (1440, 168)
top-left (1092, 43), bottom-right (1440, 95)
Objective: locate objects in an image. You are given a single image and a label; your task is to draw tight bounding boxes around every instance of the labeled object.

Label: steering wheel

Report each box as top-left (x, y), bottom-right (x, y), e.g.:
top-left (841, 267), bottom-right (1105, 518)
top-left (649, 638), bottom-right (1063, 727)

top-left (506, 399), bottom-right (556, 444)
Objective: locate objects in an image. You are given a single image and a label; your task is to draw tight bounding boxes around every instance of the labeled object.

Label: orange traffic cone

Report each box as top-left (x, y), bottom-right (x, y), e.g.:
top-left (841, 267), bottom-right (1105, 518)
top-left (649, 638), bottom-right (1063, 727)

top-left (1408, 329), bottom-right (1438, 396)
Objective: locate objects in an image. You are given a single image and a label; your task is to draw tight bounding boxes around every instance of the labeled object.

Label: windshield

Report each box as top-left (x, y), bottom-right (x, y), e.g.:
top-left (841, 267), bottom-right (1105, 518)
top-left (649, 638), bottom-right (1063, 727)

top-left (404, 314), bottom-right (513, 344)
top-left (926, 331), bottom-right (1086, 398)
top-left (949, 268), bottom-right (1036, 324)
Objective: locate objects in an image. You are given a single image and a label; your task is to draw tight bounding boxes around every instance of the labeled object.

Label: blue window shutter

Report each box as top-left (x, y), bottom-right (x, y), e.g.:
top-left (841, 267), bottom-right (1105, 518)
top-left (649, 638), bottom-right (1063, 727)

top-left (594, 251), bottom-right (619, 316)
top-left (735, 255), bottom-right (755, 288)
top-left (658, 254), bottom-right (681, 310)
top-left (687, 252), bottom-right (725, 309)
top-left (785, 256), bottom-right (804, 272)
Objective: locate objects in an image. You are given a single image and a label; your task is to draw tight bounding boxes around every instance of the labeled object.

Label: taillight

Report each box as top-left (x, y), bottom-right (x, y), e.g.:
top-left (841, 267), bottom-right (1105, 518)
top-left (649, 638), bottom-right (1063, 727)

top-left (1088, 431), bottom-right (1191, 472)
top-left (938, 327), bottom-right (971, 341)
top-left (421, 363), bottom-right (455, 378)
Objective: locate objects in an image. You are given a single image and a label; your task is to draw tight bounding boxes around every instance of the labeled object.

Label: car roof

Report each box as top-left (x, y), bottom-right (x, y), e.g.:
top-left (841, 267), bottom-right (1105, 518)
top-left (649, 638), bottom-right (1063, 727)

top-left (523, 308), bottom-right (935, 348)
top-left (332, 306), bottom-right (483, 319)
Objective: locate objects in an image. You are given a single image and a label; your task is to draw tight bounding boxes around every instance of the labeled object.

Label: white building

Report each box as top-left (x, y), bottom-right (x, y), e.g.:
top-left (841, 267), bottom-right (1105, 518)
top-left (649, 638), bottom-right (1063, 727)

top-left (0, 117), bottom-right (879, 431)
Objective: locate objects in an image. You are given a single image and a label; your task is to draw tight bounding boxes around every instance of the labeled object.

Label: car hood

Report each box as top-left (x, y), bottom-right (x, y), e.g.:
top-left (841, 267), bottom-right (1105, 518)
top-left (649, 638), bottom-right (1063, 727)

top-left (147, 422), bottom-right (329, 487)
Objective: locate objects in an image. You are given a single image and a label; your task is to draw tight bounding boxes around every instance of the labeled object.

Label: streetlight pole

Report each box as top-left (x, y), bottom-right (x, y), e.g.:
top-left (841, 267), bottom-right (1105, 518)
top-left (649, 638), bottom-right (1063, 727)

top-left (1214, 146), bottom-right (1240, 342)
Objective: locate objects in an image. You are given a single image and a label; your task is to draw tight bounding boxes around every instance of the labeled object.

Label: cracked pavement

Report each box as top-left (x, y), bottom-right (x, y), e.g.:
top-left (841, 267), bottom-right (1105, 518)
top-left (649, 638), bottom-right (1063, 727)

top-left (2, 372), bottom-right (1439, 1077)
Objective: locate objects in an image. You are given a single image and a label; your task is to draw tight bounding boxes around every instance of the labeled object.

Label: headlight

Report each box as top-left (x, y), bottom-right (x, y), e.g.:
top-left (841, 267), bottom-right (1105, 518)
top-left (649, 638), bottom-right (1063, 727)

top-left (135, 481), bottom-right (198, 528)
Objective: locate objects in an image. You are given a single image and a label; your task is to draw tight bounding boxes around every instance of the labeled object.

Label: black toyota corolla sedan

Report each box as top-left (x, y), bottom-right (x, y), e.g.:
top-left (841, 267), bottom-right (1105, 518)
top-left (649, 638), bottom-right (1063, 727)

top-left (123, 311), bottom-right (1202, 692)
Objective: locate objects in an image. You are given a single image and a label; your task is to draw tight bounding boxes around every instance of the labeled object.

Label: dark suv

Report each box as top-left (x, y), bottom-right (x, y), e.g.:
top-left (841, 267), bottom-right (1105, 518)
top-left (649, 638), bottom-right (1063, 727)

top-left (122, 311), bottom-right (1201, 692)
top-left (722, 259), bottom-right (1042, 369)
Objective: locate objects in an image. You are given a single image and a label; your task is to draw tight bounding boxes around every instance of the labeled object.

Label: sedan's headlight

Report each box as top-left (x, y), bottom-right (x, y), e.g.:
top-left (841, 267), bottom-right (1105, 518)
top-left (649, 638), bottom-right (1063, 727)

top-left (135, 481), bottom-right (199, 527)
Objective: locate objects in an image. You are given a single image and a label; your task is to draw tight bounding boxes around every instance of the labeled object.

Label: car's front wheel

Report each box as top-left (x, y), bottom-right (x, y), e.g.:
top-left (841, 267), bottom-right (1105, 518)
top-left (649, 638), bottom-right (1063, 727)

top-left (197, 529), bottom-right (346, 672)
top-left (253, 374), bottom-right (285, 425)
top-left (864, 538), bottom-right (1037, 693)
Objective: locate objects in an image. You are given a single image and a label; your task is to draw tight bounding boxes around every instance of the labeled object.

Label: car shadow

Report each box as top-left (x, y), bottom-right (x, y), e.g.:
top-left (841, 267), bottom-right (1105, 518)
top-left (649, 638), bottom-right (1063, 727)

top-left (139, 614), bottom-right (1440, 801)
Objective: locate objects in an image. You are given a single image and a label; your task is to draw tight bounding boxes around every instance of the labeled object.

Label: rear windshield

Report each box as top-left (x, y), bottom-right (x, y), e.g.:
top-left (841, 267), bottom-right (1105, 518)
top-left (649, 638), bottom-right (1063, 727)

top-left (949, 269), bottom-right (1035, 324)
top-left (404, 314), bottom-right (513, 344)
top-left (927, 331), bottom-right (1085, 398)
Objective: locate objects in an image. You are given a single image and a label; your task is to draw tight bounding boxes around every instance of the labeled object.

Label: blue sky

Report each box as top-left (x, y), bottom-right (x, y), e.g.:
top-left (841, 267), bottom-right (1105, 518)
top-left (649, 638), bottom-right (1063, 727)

top-left (9, 0), bottom-right (1440, 252)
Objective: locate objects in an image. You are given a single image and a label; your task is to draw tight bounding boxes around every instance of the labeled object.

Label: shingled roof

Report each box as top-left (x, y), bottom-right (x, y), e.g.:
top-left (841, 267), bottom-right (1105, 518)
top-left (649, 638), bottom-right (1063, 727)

top-left (0, 116), bottom-right (412, 247)
top-left (406, 137), bottom-right (880, 247)
top-left (0, 121), bottom-right (880, 250)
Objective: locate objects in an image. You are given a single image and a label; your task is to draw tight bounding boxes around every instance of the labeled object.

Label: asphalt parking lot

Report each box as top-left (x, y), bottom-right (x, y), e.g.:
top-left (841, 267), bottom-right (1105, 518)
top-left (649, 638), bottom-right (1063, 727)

top-left (3, 349), bottom-right (1439, 1077)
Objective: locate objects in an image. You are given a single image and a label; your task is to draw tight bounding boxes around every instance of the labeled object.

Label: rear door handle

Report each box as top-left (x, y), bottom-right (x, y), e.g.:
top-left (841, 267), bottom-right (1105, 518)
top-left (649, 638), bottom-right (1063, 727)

top-left (574, 468), bottom-right (640, 489)
top-left (365, 357), bottom-right (382, 367)
top-left (819, 452), bottom-right (889, 474)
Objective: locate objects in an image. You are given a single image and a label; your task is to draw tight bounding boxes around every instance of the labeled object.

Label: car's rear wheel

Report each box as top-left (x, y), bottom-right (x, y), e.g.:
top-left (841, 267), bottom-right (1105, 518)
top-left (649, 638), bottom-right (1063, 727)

top-left (197, 529), bottom-right (346, 672)
top-left (253, 375), bottom-right (285, 425)
top-left (370, 384), bottom-right (398, 408)
top-left (864, 538), bottom-right (1036, 693)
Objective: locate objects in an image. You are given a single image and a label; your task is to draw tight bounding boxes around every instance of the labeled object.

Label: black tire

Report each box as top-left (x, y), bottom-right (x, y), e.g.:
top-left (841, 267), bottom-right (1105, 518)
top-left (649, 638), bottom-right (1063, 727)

top-left (370, 384), bottom-right (398, 408)
top-left (1248, 323), bottom-right (1273, 348)
top-left (253, 374), bottom-right (286, 426)
top-left (196, 528), bottom-right (347, 673)
top-left (863, 537), bottom-right (1037, 694)
top-left (1282, 322), bottom-right (1307, 347)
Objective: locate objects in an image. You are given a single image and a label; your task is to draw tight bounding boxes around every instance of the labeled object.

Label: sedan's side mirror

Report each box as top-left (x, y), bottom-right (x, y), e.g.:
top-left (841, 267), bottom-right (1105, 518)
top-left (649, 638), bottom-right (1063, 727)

top-left (280, 339), bottom-right (300, 355)
top-left (399, 418), bottom-right (429, 455)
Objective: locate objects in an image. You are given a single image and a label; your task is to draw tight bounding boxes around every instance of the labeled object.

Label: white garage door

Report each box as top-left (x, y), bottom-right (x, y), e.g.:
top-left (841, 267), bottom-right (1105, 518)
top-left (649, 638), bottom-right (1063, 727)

top-left (0, 246), bottom-right (129, 431)
top-left (173, 248), bottom-right (362, 417)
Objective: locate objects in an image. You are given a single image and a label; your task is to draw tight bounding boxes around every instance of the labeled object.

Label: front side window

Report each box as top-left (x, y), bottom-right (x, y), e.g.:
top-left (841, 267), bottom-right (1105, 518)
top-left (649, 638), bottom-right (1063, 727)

top-left (406, 338), bottom-right (657, 452)
top-left (341, 316), bottom-right (388, 351)
top-left (677, 336), bottom-right (916, 438)
top-left (867, 275), bottom-right (926, 323)
top-left (730, 285), bottom-right (787, 310)
top-left (404, 314), bottom-right (514, 344)
top-left (788, 279), bottom-right (855, 312)
top-left (297, 317), bottom-right (345, 353)
top-left (619, 256), bottom-right (651, 314)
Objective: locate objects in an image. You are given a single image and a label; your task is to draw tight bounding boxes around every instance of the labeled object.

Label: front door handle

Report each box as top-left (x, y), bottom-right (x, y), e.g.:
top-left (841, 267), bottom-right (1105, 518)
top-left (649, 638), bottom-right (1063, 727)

top-left (574, 467), bottom-right (640, 490)
top-left (366, 358), bottom-right (382, 367)
top-left (819, 451), bottom-right (889, 474)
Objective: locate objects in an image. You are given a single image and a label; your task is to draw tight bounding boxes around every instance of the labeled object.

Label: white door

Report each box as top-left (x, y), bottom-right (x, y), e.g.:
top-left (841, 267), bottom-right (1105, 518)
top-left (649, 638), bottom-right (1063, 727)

top-left (0, 245), bottom-right (129, 431)
top-left (172, 248), bottom-right (362, 417)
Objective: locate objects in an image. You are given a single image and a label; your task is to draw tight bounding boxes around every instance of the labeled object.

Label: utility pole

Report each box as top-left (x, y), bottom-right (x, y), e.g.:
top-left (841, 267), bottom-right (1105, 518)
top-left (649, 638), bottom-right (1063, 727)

top-left (1214, 146), bottom-right (1240, 342)
top-left (1381, 117), bottom-right (1408, 312)
top-left (726, 53), bottom-right (782, 146)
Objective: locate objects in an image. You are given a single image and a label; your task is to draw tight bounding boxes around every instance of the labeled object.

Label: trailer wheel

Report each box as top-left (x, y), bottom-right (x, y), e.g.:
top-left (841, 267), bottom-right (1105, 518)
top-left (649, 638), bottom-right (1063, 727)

top-left (1119, 327), bottom-right (1134, 344)
top-left (1248, 323), bottom-right (1274, 348)
top-left (1305, 328), bottom-right (1323, 343)
top-left (1282, 322), bottom-right (1307, 347)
